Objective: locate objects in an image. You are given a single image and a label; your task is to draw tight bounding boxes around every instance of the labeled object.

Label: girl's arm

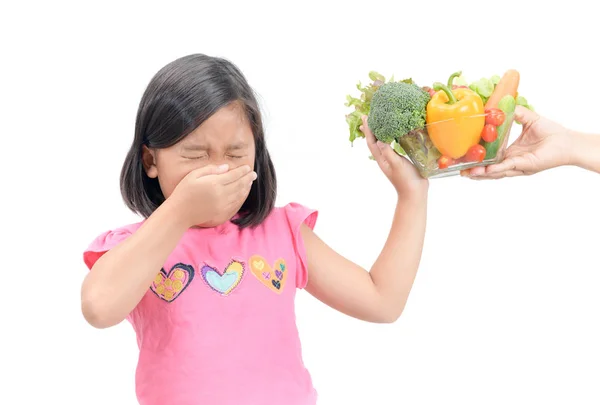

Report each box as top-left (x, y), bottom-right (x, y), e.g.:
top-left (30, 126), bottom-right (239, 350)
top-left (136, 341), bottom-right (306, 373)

top-left (81, 164), bottom-right (254, 329)
top-left (302, 193), bottom-right (426, 323)
top-left (303, 116), bottom-right (428, 323)
top-left (81, 199), bottom-right (188, 328)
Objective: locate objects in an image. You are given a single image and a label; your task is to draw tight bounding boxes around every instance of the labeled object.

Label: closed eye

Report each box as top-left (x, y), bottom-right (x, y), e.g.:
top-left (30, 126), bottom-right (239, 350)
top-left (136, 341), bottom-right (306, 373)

top-left (184, 154), bottom-right (208, 160)
top-left (227, 155), bottom-right (245, 159)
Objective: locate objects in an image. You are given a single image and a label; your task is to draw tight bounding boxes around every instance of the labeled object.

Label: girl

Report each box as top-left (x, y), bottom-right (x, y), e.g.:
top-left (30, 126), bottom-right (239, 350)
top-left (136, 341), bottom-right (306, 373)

top-left (81, 53), bottom-right (429, 405)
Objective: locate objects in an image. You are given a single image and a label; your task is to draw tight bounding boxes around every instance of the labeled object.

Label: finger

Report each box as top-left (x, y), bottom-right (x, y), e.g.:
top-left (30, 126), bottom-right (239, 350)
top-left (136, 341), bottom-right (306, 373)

top-left (360, 115), bottom-right (382, 160)
top-left (190, 164), bottom-right (229, 178)
top-left (485, 154), bottom-right (531, 175)
top-left (377, 141), bottom-right (398, 167)
top-left (238, 178), bottom-right (254, 201)
top-left (224, 169), bottom-right (257, 193)
top-left (514, 105), bottom-right (539, 126)
top-left (216, 165), bottom-right (253, 185)
top-left (470, 169), bottom-right (525, 180)
top-left (462, 167), bottom-right (485, 177)
top-left (226, 173), bottom-right (255, 206)
top-left (366, 141), bottom-right (392, 175)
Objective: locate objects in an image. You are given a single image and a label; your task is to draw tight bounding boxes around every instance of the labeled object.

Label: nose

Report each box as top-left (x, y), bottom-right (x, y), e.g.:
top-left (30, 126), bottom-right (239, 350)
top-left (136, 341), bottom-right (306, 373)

top-left (210, 156), bottom-right (227, 167)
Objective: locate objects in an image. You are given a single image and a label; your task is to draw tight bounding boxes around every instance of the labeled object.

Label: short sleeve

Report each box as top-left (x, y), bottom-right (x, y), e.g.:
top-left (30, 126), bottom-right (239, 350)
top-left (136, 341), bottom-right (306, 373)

top-left (283, 202), bottom-right (318, 289)
top-left (83, 225), bottom-right (136, 270)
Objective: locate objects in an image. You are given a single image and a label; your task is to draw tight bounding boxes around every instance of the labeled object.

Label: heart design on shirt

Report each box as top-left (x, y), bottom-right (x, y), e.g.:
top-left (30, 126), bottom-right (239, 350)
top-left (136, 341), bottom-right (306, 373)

top-left (151, 263), bottom-right (194, 302)
top-left (249, 255), bottom-right (287, 294)
top-left (201, 260), bottom-right (245, 295)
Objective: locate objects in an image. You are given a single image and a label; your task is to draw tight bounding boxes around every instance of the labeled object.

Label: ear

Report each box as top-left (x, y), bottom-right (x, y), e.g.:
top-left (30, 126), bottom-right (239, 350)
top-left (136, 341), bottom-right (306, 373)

top-left (142, 145), bottom-right (158, 178)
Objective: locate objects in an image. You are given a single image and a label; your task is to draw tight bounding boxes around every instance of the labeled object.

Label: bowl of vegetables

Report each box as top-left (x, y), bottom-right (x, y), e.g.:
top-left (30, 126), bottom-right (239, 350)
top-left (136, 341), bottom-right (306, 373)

top-left (345, 70), bottom-right (534, 178)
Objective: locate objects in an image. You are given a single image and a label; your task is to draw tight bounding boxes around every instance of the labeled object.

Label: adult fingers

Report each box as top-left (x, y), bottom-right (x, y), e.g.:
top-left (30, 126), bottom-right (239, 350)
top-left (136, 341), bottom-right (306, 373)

top-left (461, 167), bottom-right (485, 177)
top-left (470, 169), bottom-right (525, 180)
top-left (513, 105), bottom-right (540, 126)
top-left (484, 154), bottom-right (532, 175)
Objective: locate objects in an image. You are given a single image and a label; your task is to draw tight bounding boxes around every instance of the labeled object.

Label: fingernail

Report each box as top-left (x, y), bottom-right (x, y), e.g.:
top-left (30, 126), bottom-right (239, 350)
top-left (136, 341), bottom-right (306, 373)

top-left (252, 172), bottom-right (257, 180)
top-left (218, 164), bottom-right (229, 171)
top-left (359, 125), bottom-right (364, 131)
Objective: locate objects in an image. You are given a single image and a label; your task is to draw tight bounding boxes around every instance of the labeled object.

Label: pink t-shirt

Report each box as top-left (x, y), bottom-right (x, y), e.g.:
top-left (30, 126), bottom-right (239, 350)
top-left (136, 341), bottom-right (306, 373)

top-left (83, 202), bottom-right (319, 405)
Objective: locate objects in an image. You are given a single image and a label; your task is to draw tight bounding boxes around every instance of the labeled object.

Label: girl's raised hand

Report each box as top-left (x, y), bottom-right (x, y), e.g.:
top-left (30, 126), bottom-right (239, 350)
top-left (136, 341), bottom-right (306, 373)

top-left (360, 115), bottom-right (428, 197)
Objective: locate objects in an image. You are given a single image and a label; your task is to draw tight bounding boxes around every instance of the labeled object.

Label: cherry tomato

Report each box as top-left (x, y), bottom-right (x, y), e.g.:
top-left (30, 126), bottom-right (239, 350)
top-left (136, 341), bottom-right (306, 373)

top-left (481, 124), bottom-right (498, 143)
top-left (485, 108), bottom-right (505, 126)
top-left (464, 144), bottom-right (486, 163)
top-left (428, 88), bottom-right (436, 97)
top-left (438, 156), bottom-right (454, 169)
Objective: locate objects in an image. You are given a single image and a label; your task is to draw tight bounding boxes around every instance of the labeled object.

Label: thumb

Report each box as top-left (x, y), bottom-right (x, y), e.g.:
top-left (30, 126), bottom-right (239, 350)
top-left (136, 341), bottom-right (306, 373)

top-left (513, 105), bottom-right (539, 126)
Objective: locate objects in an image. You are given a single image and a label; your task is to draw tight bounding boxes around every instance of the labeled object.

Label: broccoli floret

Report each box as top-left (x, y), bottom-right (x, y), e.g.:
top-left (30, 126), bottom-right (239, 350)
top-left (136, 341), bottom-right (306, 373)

top-left (368, 81), bottom-right (431, 143)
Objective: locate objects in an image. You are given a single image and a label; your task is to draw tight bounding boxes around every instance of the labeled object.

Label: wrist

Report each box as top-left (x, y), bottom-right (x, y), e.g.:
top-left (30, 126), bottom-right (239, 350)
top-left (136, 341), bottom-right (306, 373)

top-left (159, 197), bottom-right (194, 232)
top-left (395, 181), bottom-right (429, 201)
top-left (568, 130), bottom-right (596, 170)
top-left (396, 185), bottom-right (428, 205)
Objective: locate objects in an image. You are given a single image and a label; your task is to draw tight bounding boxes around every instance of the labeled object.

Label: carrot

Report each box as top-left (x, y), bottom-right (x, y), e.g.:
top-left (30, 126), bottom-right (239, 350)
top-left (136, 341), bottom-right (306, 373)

top-left (485, 69), bottom-right (520, 110)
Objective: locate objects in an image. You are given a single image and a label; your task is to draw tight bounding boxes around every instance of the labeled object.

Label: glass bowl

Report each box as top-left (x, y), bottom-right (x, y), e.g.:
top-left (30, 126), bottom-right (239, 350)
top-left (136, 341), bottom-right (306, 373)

top-left (398, 110), bottom-right (515, 179)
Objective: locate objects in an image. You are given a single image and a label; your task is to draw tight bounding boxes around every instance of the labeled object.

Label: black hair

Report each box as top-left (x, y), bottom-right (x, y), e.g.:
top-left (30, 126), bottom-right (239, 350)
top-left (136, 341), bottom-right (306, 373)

top-left (120, 54), bottom-right (276, 228)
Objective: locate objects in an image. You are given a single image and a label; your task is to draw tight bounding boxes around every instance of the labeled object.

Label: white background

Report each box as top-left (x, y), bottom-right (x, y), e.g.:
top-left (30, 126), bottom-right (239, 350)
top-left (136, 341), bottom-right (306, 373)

top-left (2, 1), bottom-right (599, 404)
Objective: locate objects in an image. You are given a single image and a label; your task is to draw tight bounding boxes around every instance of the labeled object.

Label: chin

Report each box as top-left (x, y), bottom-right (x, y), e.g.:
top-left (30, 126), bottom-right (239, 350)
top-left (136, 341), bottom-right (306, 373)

top-left (198, 218), bottom-right (230, 228)
top-left (196, 210), bottom-right (241, 229)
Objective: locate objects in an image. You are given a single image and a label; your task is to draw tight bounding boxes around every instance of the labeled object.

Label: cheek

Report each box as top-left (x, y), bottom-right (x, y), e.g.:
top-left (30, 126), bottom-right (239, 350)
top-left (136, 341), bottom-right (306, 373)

top-left (240, 155), bottom-right (255, 170)
top-left (244, 149), bottom-right (256, 170)
top-left (155, 161), bottom-right (200, 199)
top-left (227, 152), bottom-right (255, 170)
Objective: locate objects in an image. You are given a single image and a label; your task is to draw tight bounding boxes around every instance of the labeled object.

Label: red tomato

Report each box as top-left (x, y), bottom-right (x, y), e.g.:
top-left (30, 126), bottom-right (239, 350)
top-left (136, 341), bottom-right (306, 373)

top-left (464, 144), bottom-right (486, 162)
top-left (438, 156), bottom-right (454, 169)
top-left (481, 124), bottom-right (498, 143)
top-left (428, 89), bottom-right (436, 97)
top-left (485, 108), bottom-right (505, 126)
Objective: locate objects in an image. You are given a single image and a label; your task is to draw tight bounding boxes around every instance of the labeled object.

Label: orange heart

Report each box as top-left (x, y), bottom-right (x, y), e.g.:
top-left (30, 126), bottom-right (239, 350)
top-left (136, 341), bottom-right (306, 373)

top-left (249, 255), bottom-right (287, 294)
top-left (151, 263), bottom-right (194, 302)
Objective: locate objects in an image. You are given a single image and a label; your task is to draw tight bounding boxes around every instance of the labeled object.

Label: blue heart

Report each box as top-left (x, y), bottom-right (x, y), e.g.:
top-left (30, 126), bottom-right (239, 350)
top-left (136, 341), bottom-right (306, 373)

top-left (205, 270), bottom-right (239, 293)
top-left (280, 263), bottom-right (285, 272)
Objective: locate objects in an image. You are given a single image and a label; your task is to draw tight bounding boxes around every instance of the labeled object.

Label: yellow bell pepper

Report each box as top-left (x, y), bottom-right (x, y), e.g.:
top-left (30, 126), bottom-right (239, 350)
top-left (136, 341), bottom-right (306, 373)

top-left (426, 81), bottom-right (485, 159)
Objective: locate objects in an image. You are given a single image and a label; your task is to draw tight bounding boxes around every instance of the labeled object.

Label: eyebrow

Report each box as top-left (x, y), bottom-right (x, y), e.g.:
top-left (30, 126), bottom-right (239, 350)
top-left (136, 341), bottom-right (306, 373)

top-left (181, 143), bottom-right (208, 152)
top-left (181, 142), bottom-right (248, 151)
top-left (226, 142), bottom-right (248, 151)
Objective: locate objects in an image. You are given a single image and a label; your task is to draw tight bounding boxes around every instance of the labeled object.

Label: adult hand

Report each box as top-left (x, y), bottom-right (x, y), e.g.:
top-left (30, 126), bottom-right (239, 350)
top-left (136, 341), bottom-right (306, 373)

top-left (463, 106), bottom-right (575, 179)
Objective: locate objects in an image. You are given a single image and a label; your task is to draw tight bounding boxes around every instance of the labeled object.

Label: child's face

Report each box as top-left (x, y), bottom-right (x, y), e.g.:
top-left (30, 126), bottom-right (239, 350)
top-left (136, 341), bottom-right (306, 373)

top-left (143, 102), bottom-right (256, 205)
